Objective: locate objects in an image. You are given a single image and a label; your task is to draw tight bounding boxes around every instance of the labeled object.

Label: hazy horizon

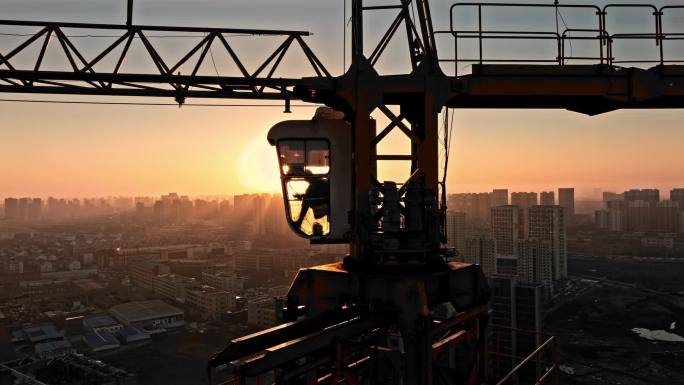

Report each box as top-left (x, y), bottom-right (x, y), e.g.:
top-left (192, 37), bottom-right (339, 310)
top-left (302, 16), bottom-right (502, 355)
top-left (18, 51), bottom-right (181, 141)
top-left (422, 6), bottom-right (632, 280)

top-left (2, 182), bottom-right (683, 202)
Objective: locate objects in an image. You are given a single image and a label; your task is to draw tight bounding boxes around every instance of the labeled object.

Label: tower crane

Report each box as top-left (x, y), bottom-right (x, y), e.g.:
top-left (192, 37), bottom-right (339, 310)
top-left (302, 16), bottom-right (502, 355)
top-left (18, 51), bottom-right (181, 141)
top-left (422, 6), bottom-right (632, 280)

top-left (1, 1), bottom-right (684, 384)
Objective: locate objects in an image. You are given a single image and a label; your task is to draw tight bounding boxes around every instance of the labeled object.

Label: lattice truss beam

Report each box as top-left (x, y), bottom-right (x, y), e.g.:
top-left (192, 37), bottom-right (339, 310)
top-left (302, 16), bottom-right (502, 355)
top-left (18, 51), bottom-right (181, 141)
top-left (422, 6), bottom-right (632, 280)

top-left (361, 0), bottom-right (436, 72)
top-left (371, 105), bottom-right (420, 186)
top-left (0, 20), bottom-right (331, 102)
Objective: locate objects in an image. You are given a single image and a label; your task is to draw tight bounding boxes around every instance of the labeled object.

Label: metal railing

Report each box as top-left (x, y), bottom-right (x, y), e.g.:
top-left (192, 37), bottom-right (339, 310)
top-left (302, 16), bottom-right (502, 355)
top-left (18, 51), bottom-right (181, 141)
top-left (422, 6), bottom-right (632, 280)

top-left (435, 2), bottom-right (684, 75)
top-left (489, 324), bottom-right (558, 385)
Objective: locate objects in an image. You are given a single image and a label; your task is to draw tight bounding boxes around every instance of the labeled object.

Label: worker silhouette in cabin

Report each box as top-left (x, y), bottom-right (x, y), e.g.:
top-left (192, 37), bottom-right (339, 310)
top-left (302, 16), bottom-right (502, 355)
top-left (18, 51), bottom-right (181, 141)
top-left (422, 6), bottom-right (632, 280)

top-left (292, 175), bottom-right (329, 235)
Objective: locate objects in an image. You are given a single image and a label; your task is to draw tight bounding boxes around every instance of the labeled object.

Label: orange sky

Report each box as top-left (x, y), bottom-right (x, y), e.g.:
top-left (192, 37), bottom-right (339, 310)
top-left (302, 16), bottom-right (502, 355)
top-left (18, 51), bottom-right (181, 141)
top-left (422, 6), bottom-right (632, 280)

top-left (2, 100), bottom-right (683, 200)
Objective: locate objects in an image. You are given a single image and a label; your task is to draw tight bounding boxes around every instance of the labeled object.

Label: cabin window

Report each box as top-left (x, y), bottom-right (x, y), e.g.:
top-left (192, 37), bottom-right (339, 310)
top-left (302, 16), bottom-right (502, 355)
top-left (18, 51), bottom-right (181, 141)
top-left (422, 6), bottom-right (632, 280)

top-left (277, 140), bottom-right (331, 237)
top-left (305, 140), bottom-right (330, 175)
top-left (278, 140), bottom-right (329, 176)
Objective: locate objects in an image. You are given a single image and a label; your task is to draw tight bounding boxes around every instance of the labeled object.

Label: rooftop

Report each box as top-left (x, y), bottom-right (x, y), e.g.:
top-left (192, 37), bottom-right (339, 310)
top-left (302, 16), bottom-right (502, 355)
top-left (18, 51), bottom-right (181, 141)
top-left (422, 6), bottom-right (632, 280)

top-left (12, 323), bottom-right (62, 343)
top-left (83, 315), bottom-right (119, 330)
top-left (83, 331), bottom-right (120, 350)
top-left (117, 325), bottom-right (150, 340)
top-left (34, 340), bottom-right (72, 355)
top-left (73, 279), bottom-right (105, 291)
top-left (110, 300), bottom-right (183, 323)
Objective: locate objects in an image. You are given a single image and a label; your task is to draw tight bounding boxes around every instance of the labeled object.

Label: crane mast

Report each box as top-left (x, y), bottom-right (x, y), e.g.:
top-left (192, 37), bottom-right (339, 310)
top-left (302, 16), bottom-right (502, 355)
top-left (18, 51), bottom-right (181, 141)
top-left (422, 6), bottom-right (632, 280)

top-left (2, 0), bottom-right (684, 384)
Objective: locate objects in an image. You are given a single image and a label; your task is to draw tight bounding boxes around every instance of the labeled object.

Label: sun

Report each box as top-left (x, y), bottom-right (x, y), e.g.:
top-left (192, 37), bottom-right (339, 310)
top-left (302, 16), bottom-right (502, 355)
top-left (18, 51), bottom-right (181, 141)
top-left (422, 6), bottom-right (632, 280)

top-left (236, 133), bottom-right (281, 193)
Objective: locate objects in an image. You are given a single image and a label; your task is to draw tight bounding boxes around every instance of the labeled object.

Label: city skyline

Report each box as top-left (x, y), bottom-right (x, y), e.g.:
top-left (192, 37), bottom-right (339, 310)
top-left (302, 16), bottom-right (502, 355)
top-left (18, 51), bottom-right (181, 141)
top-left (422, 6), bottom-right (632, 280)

top-left (5, 185), bottom-right (684, 203)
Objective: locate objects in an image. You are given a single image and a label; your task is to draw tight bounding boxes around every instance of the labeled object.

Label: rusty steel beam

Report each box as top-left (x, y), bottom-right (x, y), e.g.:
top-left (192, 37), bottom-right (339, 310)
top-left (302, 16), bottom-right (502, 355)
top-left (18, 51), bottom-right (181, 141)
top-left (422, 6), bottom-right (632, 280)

top-left (208, 307), bottom-right (367, 369)
top-left (231, 313), bottom-right (392, 376)
top-left (448, 64), bottom-right (684, 114)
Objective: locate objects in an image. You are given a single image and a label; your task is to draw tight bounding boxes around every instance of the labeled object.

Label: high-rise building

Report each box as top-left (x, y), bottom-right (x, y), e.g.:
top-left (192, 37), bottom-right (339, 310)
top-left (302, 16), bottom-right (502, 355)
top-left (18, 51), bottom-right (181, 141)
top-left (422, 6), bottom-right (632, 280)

top-left (606, 198), bottom-right (625, 211)
top-left (655, 200), bottom-right (680, 233)
top-left (194, 199), bottom-right (219, 219)
top-left (474, 193), bottom-right (492, 225)
top-left (624, 189), bottom-right (659, 206)
top-left (18, 198), bottom-right (31, 220)
top-left (4, 198), bottom-right (18, 219)
top-left (600, 197), bottom-right (626, 232)
top-left (517, 239), bottom-right (554, 294)
top-left (626, 200), bottom-right (652, 232)
top-left (446, 212), bottom-right (467, 257)
top-left (603, 192), bottom-right (623, 203)
top-left (607, 209), bottom-right (624, 232)
top-left (558, 188), bottom-right (575, 225)
top-left (539, 192), bottom-right (555, 206)
top-left (254, 194), bottom-right (268, 235)
top-left (234, 194), bottom-right (259, 230)
top-left (489, 276), bottom-right (517, 375)
top-left (491, 206), bottom-right (520, 256)
top-left (463, 236), bottom-right (496, 276)
top-left (496, 255), bottom-right (518, 276)
top-left (671, 189), bottom-right (684, 211)
top-left (2, 197), bottom-right (42, 220)
top-left (528, 206), bottom-right (567, 280)
top-left (265, 194), bottom-right (289, 236)
top-left (511, 193), bottom-right (537, 238)
top-left (135, 202), bottom-right (146, 219)
top-left (514, 283), bottom-right (545, 382)
top-left (28, 198), bottom-right (42, 221)
top-left (492, 189), bottom-right (509, 207)
top-left (511, 192), bottom-right (538, 209)
top-left (219, 199), bottom-right (233, 219)
top-left (449, 193), bottom-right (492, 226)
top-left (623, 189), bottom-right (659, 231)
top-left (489, 276), bottom-right (544, 382)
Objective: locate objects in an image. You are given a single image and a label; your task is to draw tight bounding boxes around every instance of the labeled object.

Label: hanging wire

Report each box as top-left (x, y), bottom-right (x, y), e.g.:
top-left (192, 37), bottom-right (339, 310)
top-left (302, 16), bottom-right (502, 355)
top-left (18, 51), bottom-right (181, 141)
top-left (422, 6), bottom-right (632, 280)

top-left (439, 106), bottom-right (455, 239)
top-left (204, 32), bottom-right (221, 77)
top-left (554, 0), bottom-right (572, 64)
top-left (343, 0), bottom-right (347, 71)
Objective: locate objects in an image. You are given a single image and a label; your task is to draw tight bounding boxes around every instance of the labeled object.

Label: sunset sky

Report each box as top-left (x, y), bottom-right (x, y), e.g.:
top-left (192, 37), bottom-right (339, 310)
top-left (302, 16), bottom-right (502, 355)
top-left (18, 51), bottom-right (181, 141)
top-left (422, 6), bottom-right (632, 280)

top-left (1, 0), bottom-right (683, 199)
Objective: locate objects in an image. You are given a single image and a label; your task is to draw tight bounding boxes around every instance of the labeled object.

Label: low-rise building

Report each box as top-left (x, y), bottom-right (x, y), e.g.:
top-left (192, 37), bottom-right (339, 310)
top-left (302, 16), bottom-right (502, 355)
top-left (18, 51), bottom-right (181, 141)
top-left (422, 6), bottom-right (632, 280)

top-left (185, 285), bottom-right (232, 320)
top-left (247, 297), bottom-right (279, 328)
top-left (129, 260), bottom-right (170, 291)
top-left (641, 236), bottom-right (675, 249)
top-left (83, 315), bottom-right (123, 335)
top-left (84, 330), bottom-right (120, 353)
top-left (201, 270), bottom-right (246, 293)
top-left (155, 274), bottom-right (194, 302)
top-left (0, 353), bottom-right (136, 385)
top-left (117, 325), bottom-right (150, 344)
top-left (34, 340), bottom-right (74, 359)
top-left (11, 323), bottom-right (62, 344)
top-left (110, 300), bottom-right (185, 333)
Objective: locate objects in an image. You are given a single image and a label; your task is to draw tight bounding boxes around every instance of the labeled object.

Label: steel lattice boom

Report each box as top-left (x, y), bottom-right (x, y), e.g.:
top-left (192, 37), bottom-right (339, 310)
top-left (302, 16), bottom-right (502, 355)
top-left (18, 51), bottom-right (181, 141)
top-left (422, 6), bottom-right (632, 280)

top-left (0, 20), bottom-right (331, 103)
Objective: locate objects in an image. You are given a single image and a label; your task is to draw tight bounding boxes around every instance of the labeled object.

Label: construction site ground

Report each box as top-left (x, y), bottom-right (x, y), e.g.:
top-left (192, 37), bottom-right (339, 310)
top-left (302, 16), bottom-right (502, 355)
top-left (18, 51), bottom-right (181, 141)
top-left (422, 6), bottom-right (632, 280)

top-left (548, 255), bottom-right (684, 385)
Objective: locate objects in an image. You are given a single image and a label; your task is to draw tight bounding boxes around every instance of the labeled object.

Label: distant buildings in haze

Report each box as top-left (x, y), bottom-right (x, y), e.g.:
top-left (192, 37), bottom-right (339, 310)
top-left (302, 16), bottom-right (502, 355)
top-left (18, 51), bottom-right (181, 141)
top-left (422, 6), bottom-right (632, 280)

top-left (595, 188), bottom-right (684, 233)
